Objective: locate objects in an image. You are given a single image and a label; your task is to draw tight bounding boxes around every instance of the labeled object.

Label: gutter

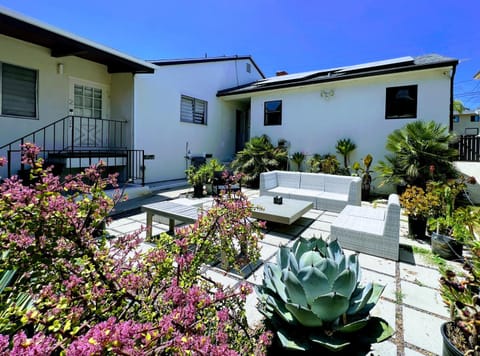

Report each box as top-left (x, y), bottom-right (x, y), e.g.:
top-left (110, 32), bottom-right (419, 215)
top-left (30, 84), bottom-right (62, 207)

top-left (449, 64), bottom-right (457, 132)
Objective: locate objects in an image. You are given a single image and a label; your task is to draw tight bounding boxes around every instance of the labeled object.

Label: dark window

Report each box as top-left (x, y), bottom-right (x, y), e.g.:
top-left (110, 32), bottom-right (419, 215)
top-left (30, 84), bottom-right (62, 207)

top-left (264, 100), bottom-right (282, 126)
top-left (470, 115), bottom-right (479, 122)
top-left (385, 85), bottom-right (417, 119)
top-left (1, 63), bottom-right (37, 118)
top-left (453, 115), bottom-right (460, 123)
top-left (180, 95), bottom-right (207, 124)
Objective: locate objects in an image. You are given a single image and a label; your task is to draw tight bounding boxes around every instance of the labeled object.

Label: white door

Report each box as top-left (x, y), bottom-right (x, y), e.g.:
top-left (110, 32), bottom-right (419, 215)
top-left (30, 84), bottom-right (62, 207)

top-left (68, 79), bottom-right (110, 147)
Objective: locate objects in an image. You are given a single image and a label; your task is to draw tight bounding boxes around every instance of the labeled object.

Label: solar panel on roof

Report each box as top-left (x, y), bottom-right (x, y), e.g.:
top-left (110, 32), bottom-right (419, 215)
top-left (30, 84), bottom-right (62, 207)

top-left (336, 56), bottom-right (414, 73)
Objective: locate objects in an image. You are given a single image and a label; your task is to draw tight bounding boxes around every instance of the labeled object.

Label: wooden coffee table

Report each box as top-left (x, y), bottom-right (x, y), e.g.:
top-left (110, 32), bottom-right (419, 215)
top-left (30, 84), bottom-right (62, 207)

top-left (250, 196), bottom-right (313, 225)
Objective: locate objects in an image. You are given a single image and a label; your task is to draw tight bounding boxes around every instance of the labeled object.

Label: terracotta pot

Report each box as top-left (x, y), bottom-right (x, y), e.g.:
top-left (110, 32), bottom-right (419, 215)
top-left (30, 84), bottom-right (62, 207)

top-left (431, 232), bottom-right (463, 260)
top-left (407, 216), bottom-right (427, 240)
top-left (441, 322), bottom-right (463, 356)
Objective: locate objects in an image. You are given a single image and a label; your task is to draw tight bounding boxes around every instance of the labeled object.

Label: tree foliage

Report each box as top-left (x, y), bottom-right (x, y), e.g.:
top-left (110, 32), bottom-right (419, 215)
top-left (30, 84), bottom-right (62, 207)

top-left (0, 144), bottom-right (271, 355)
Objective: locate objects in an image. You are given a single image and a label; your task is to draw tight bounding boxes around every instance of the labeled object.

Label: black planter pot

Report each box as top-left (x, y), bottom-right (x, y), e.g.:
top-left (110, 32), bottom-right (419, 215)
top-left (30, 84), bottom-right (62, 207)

top-left (431, 232), bottom-right (463, 260)
top-left (407, 216), bottom-right (427, 240)
top-left (361, 188), bottom-right (370, 201)
top-left (193, 184), bottom-right (204, 198)
top-left (441, 322), bottom-right (463, 356)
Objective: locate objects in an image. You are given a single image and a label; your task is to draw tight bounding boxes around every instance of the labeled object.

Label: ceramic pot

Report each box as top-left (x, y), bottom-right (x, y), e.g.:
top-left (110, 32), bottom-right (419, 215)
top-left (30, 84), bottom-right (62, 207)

top-left (431, 232), bottom-right (463, 260)
top-left (407, 215), bottom-right (427, 240)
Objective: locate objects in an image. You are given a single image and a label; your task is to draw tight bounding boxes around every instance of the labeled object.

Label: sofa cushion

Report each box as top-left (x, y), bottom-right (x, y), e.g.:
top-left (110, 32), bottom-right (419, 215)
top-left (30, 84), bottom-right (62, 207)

top-left (277, 171), bottom-right (300, 189)
top-left (324, 175), bottom-right (350, 194)
top-left (267, 186), bottom-right (298, 196)
top-left (300, 173), bottom-right (325, 191)
top-left (262, 172), bottom-right (278, 190)
top-left (342, 205), bottom-right (385, 221)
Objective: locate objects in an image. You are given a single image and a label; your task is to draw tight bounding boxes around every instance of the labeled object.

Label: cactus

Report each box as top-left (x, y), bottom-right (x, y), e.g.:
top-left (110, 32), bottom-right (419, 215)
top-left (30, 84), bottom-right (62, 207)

top-left (256, 237), bottom-right (394, 352)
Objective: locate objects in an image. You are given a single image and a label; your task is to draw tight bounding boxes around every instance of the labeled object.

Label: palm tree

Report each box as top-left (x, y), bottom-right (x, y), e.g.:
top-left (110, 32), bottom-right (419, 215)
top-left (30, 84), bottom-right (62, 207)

top-left (335, 138), bottom-right (356, 170)
top-left (376, 121), bottom-right (458, 188)
top-left (231, 135), bottom-right (288, 188)
top-left (453, 100), bottom-right (465, 113)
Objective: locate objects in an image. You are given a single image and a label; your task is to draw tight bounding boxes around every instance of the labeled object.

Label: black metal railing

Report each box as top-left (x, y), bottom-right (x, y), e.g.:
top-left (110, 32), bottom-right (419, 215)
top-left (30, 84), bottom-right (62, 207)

top-left (458, 135), bottom-right (480, 162)
top-left (0, 116), bottom-right (145, 185)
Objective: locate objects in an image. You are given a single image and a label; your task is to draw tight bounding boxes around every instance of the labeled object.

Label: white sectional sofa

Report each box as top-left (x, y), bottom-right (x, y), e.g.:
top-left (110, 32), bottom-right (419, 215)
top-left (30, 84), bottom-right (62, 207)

top-left (259, 171), bottom-right (361, 212)
top-left (330, 194), bottom-right (401, 261)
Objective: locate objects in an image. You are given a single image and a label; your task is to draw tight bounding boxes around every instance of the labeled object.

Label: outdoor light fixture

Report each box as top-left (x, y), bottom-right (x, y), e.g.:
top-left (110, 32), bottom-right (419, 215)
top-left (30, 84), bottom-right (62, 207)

top-left (57, 63), bottom-right (64, 75)
top-left (320, 89), bottom-right (335, 98)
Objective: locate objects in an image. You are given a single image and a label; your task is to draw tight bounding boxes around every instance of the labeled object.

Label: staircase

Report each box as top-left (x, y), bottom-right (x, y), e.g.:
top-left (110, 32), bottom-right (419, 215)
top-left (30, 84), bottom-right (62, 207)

top-left (0, 115), bottom-right (144, 185)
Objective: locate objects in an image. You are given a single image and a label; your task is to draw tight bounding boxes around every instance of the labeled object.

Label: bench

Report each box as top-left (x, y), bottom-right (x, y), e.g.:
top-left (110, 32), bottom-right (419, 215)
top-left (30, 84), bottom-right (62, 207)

top-left (259, 171), bottom-right (361, 212)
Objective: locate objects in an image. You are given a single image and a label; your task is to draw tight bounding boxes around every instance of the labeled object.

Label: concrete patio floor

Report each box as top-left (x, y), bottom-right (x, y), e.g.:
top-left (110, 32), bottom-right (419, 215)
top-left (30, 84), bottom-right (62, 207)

top-left (107, 186), bottom-right (454, 356)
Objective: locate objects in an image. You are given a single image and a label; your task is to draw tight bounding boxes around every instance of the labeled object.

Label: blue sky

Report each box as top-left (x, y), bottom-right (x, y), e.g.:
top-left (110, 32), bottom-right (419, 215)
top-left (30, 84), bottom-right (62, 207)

top-left (2, 0), bottom-right (480, 108)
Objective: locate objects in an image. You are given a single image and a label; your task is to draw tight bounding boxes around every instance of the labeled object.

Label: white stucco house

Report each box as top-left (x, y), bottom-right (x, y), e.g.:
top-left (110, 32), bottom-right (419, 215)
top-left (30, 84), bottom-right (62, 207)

top-left (0, 7), bottom-right (155, 182)
top-left (217, 55), bottom-right (459, 192)
top-left (134, 56), bottom-right (264, 182)
top-left (2, 6), bottom-right (472, 198)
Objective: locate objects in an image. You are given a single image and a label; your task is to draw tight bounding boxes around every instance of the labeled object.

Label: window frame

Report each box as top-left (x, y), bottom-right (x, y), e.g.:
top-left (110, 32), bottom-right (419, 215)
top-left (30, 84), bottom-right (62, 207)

top-left (385, 85), bottom-right (418, 119)
top-left (0, 62), bottom-right (38, 119)
top-left (180, 95), bottom-right (208, 125)
top-left (264, 100), bottom-right (282, 126)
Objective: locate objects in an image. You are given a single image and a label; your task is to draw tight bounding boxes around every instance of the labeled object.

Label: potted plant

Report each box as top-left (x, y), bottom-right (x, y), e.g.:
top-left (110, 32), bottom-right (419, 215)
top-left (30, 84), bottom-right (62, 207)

top-left (400, 185), bottom-right (441, 240)
top-left (428, 176), bottom-right (478, 259)
top-left (352, 154), bottom-right (373, 201)
top-left (439, 239), bottom-right (480, 355)
top-left (185, 165), bottom-right (205, 197)
top-left (202, 158), bottom-right (225, 194)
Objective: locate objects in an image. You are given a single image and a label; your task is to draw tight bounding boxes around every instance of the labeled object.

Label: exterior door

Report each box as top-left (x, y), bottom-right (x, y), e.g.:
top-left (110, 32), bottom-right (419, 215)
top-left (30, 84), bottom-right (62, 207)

top-left (68, 79), bottom-right (110, 147)
top-left (235, 109), bottom-right (250, 152)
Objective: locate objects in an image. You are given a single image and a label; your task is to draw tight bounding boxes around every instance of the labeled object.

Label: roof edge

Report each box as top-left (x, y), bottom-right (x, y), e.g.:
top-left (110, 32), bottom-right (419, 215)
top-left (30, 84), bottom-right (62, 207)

top-left (0, 6), bottom-right (156, 73)
top-left (150, 55), bottom-right (265, 78)
top-left (217, 59), bottom-right (458, 97)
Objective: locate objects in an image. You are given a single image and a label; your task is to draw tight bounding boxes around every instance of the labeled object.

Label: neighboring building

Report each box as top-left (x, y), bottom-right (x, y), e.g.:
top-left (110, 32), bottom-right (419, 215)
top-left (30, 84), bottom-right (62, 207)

top-left (0, 7), bottom-right (155, 182)
top-left (134, 56), bottom-right (264, 182)
top-left (218, 55), bottom-right (458, 191)
top-left (453, 109), bottom-right (480, 136)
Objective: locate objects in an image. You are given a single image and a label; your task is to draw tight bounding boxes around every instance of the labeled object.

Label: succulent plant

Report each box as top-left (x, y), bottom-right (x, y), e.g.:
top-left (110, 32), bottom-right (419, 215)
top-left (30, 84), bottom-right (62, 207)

top-left (256, 237), bottom-right (394, 352)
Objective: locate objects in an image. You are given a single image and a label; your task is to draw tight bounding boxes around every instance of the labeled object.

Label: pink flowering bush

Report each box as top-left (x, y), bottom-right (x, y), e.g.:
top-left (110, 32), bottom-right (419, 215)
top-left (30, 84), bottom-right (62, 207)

top-left (0, 144), bottom-right (271, 354)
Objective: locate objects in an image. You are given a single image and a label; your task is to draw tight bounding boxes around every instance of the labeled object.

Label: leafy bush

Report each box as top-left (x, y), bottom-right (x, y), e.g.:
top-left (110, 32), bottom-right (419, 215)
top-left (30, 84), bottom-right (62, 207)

top-left (231, 135), bottom-right (287, 188)
top-left (376, 121), bottom-right (458, 188)
top-left (0, 144), bottom-right (271, 354)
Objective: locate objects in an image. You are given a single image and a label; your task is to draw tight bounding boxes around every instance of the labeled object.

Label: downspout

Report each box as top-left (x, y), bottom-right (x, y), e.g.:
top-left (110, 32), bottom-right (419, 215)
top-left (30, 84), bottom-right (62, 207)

top-left (449, 63), bottom-right (457, 132)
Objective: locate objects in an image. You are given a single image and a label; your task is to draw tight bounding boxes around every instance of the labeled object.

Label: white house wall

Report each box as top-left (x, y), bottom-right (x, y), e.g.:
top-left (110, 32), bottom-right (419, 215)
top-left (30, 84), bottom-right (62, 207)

top-left (249, 67), bottom-right (452, 192)
top-left (0, 34), bottom-right (134, 149)
top-left (134, 59), bottom-right (262, 183)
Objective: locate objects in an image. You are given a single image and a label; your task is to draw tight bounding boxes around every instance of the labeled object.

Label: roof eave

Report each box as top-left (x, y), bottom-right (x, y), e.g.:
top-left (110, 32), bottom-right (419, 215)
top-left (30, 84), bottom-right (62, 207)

top-left (0, 6), bottom-right (155, 74)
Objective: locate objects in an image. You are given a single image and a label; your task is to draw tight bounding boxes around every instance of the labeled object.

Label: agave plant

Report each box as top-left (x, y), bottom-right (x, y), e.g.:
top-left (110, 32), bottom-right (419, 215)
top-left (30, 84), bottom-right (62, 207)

top-left (256, 237), bottom-right (393, 352)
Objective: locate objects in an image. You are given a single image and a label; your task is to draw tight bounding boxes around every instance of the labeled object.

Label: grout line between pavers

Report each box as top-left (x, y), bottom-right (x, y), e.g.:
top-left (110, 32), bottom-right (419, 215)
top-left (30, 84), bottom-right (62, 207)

top-left (395, 260), bottom-right (405, 356)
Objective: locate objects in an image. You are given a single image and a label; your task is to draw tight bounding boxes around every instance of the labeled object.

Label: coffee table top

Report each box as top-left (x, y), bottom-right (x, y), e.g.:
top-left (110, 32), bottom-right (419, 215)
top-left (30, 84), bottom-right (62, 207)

top-left (250, 196), bottom-right (313, 225)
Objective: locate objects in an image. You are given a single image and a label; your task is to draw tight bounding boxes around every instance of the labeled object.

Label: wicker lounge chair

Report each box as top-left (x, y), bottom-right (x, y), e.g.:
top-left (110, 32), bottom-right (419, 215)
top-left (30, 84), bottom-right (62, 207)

top-left (330, 194), bottom-right (401, 261)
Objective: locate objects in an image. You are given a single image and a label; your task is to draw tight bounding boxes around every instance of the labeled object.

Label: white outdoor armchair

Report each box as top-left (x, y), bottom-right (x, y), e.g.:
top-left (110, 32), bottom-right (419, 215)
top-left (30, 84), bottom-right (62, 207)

top-left (330, 194), bottom-right (401, 261)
